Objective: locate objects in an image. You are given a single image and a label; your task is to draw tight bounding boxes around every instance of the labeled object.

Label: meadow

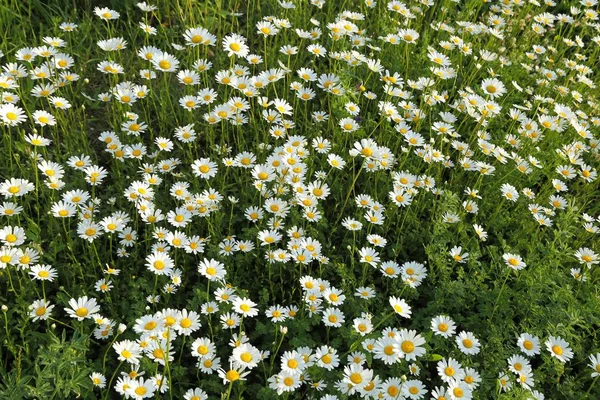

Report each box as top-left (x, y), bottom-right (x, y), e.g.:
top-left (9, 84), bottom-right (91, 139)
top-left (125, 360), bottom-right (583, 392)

top-left (0, 0), bottom-right (600, 398)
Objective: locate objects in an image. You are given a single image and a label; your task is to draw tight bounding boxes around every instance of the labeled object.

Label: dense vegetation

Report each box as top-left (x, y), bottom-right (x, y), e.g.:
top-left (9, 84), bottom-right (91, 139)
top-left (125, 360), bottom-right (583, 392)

top-left (1, 0), bottom-right (600, 399)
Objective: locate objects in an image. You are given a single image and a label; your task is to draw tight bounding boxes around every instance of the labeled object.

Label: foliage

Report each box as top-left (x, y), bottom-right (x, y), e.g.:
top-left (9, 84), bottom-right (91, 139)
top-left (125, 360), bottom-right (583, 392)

top-left (0, 0), bottom-right (600, 399)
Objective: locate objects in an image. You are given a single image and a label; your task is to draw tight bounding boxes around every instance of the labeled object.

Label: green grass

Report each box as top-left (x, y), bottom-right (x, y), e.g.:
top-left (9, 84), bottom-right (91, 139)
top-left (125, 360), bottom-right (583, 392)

top-left (0, 0), bottom-right (600, 399)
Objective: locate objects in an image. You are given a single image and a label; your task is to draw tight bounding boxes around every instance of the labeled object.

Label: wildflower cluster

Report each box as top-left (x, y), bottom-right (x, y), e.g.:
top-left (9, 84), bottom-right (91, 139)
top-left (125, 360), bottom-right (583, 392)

top-left (1, 0), bottom-right (599, 399)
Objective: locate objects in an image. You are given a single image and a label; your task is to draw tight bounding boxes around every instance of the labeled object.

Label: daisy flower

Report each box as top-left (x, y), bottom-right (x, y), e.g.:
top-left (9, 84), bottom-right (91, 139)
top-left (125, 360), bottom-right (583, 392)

top-left (447, 380), bottom-right (472, 400)
top-left (29, 299), bottom-right (54, 321)
top-left (0, 226), bottom-right (25, 246)
top-left (175, 310), bottom-right (201, 336)
top-left (355, 286), bottom-right (376, 299)
top-left (29, 264), bottom-right (57, 281)
top-left (437, 357), bottom-right (465, 383)
top-left (588, 353), bottom-right (600, 378)
top-left (574, 247), bottom-right (599, 267)
top-left (431, 315), bottom-right (456, 338)
top-left (184, 388), bottom-right (208, 400)
top-left (546, 336), bottom-right (573, 363)
top-left (32, 110), bottom-right (56, 126)
top-left (396, 329), bottom-right (427, 361)
top-left (359, 247), bottom-right (379, 266)
top-left (152, 51), bottom-right (179, 72)
top-left (0, 202), bottom-right (23, 218)
top-left (0, 178), bottom-right (34, 197)
top-left (403, 379), bottom-right (426, 399)
top-left (456, 331), bottom-right (480, 355)
top-left (517, 333), bottom-right (541, 356)
top-left (481, 78), bottom-right (506, 98)
top-left (0, 104), bottom-right (26, 126)
top-left (192, 158), bottom-right (218, 179)
top-left (322, 307), bottom-right (345, 327)
top-left (503, 253), bottom-right (526, 270)
top-left (232, 343), bottom-right (261, 369)
top-left (94, 7), bottom-right (120, 20)
top-left (90, 372), bottom-right (106, 388)
top-left (507, 354), bottom-right (531, 375)
top-left (389, 297), bottom-right (411, 318)
top-left (222, 33), bottom-right (250, 58)
top-left (501, 183), bottom-right (519, 202)
top-left (126, 378), bottom-right (155, 399)
top-left (145, 251), bottom-right (174, 276)
top-left (198, 258), bottom-right (226, 281)
top-left (218, 364), bottom-right (250, 384)
top-left (232, 297), bottom-right (258, 317)
top-left (66, 296), bottom-right (100, 321)
top-left (450, 246), bottom-right (469, 263)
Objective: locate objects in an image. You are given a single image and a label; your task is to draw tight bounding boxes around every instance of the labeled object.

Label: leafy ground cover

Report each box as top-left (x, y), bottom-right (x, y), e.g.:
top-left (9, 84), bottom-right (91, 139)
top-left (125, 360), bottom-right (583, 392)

top-left (1, 0), bottom-right (600, 399)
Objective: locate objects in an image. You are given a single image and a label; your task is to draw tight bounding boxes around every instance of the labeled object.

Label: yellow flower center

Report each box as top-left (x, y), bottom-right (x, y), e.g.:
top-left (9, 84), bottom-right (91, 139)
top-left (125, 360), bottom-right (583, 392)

top-left (401, 341), bottom-right (415, 353)
top-left (75, 307), bottom-right (88, 318)
top-left (144, 321), bottom-right (157, 330)
top-left (388, 386), bottom-right (399, 396)
top-left (350, 372), bottom-right (362, 384)
top-left (135, 387), bottom-right (147, 395)
top-left (180, 318), bottom-right (192, 328)
top-left (226, 370), bottom-right (240, 382)
top-left (153, 349), bottom-right (164, 359)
